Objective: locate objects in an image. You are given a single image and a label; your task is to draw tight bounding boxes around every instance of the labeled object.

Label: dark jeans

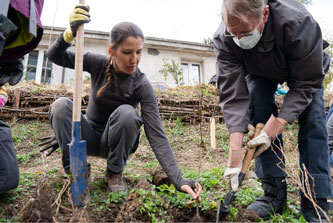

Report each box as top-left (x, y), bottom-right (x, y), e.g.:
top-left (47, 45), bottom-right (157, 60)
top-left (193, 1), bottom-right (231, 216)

top-left (326, 104), bottom-right (333, 167)
top-left (247, 76), bottom-right (332, 198)
top-left (0, 120), bottom-right (19, 194)
top-left (49, 97), bottom-right (142, 174)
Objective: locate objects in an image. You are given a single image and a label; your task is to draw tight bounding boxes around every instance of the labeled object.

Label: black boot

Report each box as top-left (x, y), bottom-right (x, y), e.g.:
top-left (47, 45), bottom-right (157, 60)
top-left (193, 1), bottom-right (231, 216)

top-left (301, 197), bottom-right (330, 222)
top-left (247, 176), bottom-right (287, 220)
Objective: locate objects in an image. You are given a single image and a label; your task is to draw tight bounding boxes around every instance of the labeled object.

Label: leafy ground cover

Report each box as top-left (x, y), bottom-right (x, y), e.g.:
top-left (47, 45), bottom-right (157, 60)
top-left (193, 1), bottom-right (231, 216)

top-left (0, 118), bottom-right (331, 222)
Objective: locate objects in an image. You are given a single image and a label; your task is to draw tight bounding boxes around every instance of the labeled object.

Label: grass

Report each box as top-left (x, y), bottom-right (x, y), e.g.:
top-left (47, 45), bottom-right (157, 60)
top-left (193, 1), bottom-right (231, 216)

top-left (3, 118), bottom-right (307, 222)
top-left (16, 149), bottom-right (39, 163)
top-left (11, 121), bottom-right (47, 146)
top-left (127, 119), bottom-right (307, 222)
top-left (0, 172), bottom-right (40, 208)
top-left (235, 179), bottom-right (264, 207)
top-left (89, 181), bottom-right (127, 212)
top-left (138, 188), bottom-right (169, 223)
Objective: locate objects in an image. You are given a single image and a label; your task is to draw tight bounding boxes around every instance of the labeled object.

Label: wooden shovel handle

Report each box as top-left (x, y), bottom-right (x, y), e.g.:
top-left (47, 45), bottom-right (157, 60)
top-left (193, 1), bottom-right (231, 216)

top-left (241, 123), bottom-right (264, 173)
top-left (73, 0), bottom-right (85, 122)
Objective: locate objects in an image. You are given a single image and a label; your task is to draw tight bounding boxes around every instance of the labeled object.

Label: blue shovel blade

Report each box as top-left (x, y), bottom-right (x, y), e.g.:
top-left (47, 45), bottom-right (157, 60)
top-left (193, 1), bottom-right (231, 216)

top-left (70, 121), bottom-right (89, 207)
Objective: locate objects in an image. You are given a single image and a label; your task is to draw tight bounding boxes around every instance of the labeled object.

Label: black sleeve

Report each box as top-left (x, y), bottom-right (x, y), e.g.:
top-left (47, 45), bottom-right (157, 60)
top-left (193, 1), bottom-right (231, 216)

top-left (138, 76), bottom-right (188, 191)
top-left (278, 14), bottom-right (326, 123)
top-left (46, 33), bottom-right (107, 78)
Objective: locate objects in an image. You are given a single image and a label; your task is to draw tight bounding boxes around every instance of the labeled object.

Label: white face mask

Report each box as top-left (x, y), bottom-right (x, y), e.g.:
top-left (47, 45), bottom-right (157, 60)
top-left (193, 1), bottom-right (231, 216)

top-left (232, 27), bottom-right (262, 50)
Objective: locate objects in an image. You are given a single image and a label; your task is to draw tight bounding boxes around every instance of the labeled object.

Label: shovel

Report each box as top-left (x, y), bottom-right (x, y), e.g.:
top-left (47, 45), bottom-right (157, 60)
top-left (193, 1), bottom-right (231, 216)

top-left (216, 123), bottom-right (264, 222)
top-left (69, 0), bottom-right (89, 207)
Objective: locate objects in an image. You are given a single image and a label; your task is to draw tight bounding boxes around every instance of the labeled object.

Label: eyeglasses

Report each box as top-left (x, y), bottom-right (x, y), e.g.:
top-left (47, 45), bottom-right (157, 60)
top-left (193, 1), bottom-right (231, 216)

top-left (223, 23), bottom-right (260, 38)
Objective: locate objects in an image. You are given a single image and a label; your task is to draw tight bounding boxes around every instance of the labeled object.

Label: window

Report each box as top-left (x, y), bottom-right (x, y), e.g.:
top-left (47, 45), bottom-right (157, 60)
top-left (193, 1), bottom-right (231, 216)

top-left (25, 50), bottom-right (53, 84)
top-left (26, 50), bottom-right (38, 81)
top-left (181, 63), bottom-right (201, 86)
top-left (181, 64), bottom-right (189, 85)
top-left (41, 56), bottom-right (52, 84)
top-left (148, 48), bottom-right (160, 56)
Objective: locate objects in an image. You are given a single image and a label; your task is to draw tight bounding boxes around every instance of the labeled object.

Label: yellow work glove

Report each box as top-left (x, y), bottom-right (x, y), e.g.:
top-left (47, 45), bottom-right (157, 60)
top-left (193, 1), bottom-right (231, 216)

top-left (63, 4), bottom-right (91, 44)
top-left (0, 86), bottom-right (8, 107)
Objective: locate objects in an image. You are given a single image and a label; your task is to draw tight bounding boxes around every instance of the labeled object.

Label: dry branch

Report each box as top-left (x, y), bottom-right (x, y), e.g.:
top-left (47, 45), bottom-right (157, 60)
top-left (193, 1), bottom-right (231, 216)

top-left (2, 83), bottom-right (332, 123)
top-left (271, 139), bottom-right (330, 222)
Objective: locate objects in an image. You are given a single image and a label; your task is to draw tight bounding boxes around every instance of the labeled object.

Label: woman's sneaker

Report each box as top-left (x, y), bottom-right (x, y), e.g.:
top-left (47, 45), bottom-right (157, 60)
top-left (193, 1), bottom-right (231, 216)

top-left (105, 169), bottom-right (127, 193)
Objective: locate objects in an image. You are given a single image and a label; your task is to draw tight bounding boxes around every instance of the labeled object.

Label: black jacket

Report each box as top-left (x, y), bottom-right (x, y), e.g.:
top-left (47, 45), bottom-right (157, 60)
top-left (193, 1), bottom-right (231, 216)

top-left (46, 34), bottom-right (190, 191)
top-left (213, 0), bottom-right (331, 133)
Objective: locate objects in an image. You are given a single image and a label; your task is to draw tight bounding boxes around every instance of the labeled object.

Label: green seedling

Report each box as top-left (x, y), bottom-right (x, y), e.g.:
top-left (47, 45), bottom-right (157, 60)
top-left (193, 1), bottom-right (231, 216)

top-left (143, 161), bottom-right (158, 169)
top-left (138, 187), bottom-right (168, 222)
top-left (89, 178), bottom-right (127, 212)
top-left (157, 184), bottom-right (188, 208)
top-left (12, 122), bottom-right (45, 146)
top-left (16, 149), bottom-right (39, 163)
top-left (229, 206), bottom-right (238, 221)
top-left (235, 179), bottom-right (264, 207)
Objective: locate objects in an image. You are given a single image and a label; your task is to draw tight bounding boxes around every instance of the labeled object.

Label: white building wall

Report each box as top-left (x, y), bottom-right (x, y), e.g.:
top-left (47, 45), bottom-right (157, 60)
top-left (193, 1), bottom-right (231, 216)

top-left (27, 27), bottom-right (216, 87)
top-left (49, 38), bottom-right (109, 85)
top-left (203, 57), bottom-right (217, 83)
top-left (140, 47), bottom-right (216, 87)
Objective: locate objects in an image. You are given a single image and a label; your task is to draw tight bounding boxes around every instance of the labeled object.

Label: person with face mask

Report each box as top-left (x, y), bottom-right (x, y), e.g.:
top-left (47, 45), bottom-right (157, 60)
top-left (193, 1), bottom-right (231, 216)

top-left (43, 4), bottom-right (202, 201)
top-left (213, 0), bottom-right (331, 221)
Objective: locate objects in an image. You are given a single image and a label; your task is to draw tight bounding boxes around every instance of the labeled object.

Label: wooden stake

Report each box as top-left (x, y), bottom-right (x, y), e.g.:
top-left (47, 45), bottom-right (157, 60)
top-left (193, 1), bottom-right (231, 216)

top-left (210, 117), bottom-right (216, 149)
top-left (12, 89), bottom-right (20, 123)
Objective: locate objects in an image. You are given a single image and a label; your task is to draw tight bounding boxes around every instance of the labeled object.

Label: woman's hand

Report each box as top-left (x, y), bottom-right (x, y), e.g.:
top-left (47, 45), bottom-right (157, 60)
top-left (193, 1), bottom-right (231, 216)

top-left (181, 181), bottom-right (202, 202)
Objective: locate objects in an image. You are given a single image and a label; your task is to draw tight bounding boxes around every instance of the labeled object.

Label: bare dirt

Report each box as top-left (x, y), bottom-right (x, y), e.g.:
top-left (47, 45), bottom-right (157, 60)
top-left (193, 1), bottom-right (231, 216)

top-left (1, 117), bottom-right (332, 222)
top-left (2, 83), bottom-right (333, 222)
top-left (0, 119), bottom-right (227, 222)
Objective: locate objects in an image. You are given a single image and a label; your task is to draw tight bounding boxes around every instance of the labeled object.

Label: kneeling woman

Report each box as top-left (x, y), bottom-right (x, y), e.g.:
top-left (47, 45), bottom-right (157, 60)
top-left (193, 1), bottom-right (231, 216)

top-left (46, 5), bottom-right (201, 200)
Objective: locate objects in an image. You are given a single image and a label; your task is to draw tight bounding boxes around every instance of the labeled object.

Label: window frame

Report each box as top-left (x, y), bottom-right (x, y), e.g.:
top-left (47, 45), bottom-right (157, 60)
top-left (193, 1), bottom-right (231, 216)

top-left (181, 62), bottom-right (201, 86)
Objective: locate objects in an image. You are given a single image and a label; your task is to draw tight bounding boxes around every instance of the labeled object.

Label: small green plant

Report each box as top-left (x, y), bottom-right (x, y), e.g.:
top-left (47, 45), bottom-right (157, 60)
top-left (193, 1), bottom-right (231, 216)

top-left (46, 167), bottom-right (60, 177)
top-left (159, 58), bottom-right (184, 86)
top-left (269, 206), bottom-right (306, 223)
top-left (0, 172), bottom-right (39, 205)
top-left (16, 149), bottom-right (39, 163)
top-left (137, 187), bottom-right (168, 222)
top-left (164, 117), bottom-right (184, 136)
top-left (105, 192), bottom-right (127, 204)
top-left (235, 179), bottom-right (263, 207)
top-left (229, 206), bottom-right (238, 221)
top-left (12, 122), bottom-right (45, 145)
top-left (157, 184), bottom-right (188, 208)
top-left (203, 88), bottom-right (214, 97)
top-left (16, 154), bottom-right (30, 163)
top-left (199, 168), bottom-right (225, 190)
top-left (143, 161), bottom-right (158, 169)
top-left (162, 168), bottom-right (228, 211)
top-left (89, 179), bottom-right (127, 212)
top-left (0, 218), bottom-right (14, 222)
top-left (17, 172), bottom-right (39, 194)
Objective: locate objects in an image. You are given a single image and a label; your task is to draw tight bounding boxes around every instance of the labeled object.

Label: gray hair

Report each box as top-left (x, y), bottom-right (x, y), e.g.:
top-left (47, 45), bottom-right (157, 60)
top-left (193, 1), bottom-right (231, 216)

top-left (110, 22), bottom-right (144, 50)
top-left (222, 0), bottom-right (268, 27)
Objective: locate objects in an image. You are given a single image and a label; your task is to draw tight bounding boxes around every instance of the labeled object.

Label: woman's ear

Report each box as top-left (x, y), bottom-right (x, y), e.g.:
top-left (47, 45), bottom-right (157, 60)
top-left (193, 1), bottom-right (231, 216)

top-left (108, 46), bottom-right (114, 56)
